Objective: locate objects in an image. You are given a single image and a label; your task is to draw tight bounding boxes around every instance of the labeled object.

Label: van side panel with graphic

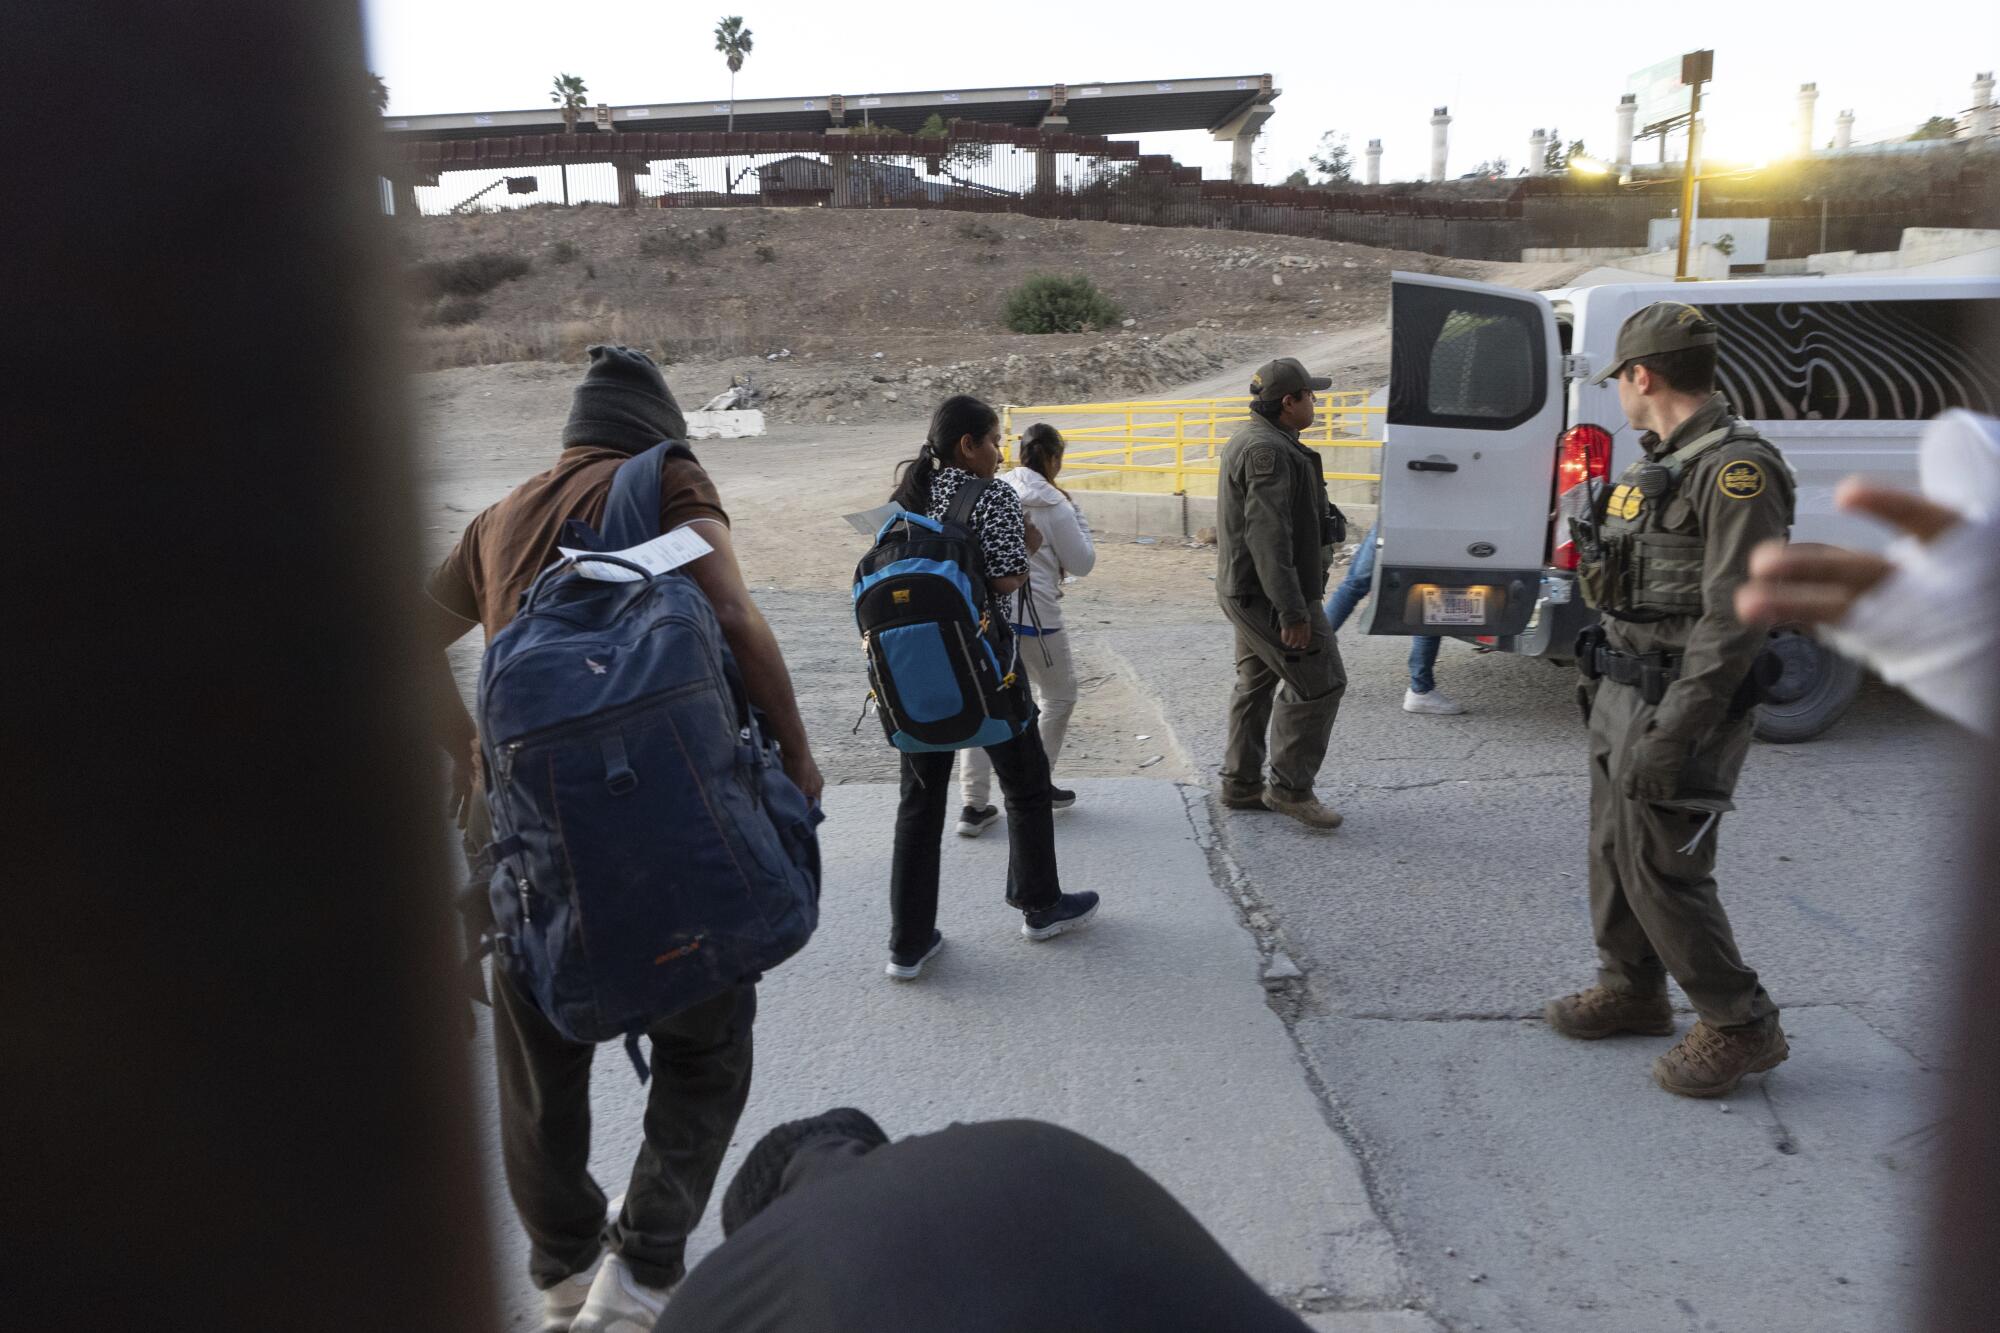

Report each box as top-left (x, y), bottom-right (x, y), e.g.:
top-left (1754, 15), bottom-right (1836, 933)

top-left (1371, 272), bottom-right (2000, 740)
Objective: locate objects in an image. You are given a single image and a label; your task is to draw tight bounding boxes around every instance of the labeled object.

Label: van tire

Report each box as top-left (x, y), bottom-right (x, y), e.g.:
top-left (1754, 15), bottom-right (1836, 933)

top-left (1752, 629), bottom-right (1863, 744)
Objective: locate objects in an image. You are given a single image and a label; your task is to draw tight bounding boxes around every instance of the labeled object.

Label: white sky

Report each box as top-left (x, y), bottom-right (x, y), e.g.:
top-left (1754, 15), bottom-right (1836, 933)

top-left (364, 0), bottom-right (1994, 182)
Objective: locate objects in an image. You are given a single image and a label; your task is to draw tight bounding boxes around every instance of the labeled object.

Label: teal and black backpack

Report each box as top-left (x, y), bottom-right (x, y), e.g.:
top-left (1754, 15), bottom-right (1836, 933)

top-left (852, 479), bottom-right (1035, 752)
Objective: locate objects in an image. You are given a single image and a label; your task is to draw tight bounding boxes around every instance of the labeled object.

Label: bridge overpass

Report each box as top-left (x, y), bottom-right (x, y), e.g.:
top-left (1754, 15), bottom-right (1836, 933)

top-left (383, 73), bottom-right (1279, 182)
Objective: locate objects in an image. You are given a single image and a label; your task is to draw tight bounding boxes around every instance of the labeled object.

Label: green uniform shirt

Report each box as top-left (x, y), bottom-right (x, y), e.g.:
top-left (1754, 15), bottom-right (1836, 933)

top-left (1214, 413), bottom-right (1333, 627)
top-left (1601, 393), bottom-right (1795, 746)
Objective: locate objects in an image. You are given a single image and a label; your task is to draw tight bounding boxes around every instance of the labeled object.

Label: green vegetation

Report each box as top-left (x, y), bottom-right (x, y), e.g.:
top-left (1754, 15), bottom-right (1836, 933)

top-left (550, 73), bottom-right (588, 129)
top-left (714, 16), bottom-right (753, 130)
top-left (1910, 115), bottom-right (1959, 142)
top-left (1308, 131), bottom-right (1353, 183)
top-left (1004, 274), bottom-right (1122, 335)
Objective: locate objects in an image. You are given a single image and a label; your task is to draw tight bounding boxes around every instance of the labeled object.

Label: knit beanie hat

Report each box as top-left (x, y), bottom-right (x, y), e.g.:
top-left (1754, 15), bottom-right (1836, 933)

top-left (562, 345), bottom-right (687, 455)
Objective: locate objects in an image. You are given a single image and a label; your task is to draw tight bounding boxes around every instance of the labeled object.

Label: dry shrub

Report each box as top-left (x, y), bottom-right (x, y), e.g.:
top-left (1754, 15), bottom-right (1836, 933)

top-left (412, 251), bottom-right (531, 298)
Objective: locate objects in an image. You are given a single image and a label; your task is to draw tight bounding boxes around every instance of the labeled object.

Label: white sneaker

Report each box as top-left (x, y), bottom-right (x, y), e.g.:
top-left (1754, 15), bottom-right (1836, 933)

top-left (571, 1253), bottom-right (670, 1332)
top-left (539, 1265), bottom-right (598, 1332)
top-left (1403, 687), bottom-right (1465, 715)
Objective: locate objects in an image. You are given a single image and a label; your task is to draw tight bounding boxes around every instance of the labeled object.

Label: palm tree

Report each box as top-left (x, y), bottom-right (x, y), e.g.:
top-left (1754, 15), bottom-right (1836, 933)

top-left (713, 17), bottom-right (753, 131)
top-left (366, 72), bottom-right (389, 114)
top-left (550, 72), bottom-right (588, 205)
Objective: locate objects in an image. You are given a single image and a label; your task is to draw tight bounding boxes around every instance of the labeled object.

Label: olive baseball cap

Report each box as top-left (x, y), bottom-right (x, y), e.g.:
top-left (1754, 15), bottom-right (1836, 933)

top-left (1591, 301), bottom-right (1720, 384)
top-left (1250, 357), bottom-right (1333, 403)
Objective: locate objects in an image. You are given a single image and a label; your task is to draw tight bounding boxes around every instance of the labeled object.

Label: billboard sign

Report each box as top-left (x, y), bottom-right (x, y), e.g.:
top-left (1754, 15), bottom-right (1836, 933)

top-left (1627, 56), bottom-right (1693, 130)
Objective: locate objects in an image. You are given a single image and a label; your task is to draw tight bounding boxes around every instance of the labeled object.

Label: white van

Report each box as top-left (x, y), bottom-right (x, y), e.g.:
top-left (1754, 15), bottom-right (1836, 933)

top-left (1368, 272), bottom-right (2000, 740)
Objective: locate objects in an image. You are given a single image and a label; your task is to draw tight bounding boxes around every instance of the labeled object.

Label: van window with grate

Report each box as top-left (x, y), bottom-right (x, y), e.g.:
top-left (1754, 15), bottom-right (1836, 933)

top-left (1390, 283), bottom-right (1547, 431)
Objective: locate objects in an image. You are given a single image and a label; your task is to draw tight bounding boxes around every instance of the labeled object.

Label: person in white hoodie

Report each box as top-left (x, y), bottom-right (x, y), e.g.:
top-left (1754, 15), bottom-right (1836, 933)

top-left (958, 425), bottom-right (1098, 835)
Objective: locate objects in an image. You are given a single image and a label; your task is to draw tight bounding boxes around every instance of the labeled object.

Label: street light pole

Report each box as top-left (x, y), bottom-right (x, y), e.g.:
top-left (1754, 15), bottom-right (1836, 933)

top-left (1675, 49), bottom-right (1714, 281)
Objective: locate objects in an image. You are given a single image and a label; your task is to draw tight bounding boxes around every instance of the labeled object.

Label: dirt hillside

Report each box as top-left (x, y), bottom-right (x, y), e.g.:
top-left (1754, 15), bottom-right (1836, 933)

top-left (400, 207), bottom-right (1578, 421)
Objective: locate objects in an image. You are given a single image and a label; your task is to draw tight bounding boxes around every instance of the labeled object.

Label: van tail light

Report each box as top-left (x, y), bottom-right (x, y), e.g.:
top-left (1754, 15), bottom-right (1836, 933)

top-left (1550, 424), bottom-right (1613, 572)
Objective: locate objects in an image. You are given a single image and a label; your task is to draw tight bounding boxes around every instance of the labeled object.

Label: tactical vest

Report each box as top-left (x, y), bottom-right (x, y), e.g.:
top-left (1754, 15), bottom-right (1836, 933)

top-left (1574, 424), bottom-right (1759, 622)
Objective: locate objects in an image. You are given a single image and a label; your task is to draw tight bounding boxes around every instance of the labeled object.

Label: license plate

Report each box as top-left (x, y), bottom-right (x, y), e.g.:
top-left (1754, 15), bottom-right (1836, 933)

top-left (1422, 586), bottom-right (1488, 626)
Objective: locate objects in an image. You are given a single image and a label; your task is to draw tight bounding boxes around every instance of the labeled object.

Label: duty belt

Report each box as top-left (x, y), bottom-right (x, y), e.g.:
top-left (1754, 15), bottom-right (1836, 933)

top-left (1577, 629), bottom-right (1683, 706)
top-left (1595, 646), bottom-right (1682, 688)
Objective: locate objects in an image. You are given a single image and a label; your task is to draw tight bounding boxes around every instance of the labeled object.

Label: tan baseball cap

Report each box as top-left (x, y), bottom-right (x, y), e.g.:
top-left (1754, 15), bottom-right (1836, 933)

top-left (1250, 357), bottom-right (1333, 403)
top-left (1591, 301), bottom-right (1719, 384)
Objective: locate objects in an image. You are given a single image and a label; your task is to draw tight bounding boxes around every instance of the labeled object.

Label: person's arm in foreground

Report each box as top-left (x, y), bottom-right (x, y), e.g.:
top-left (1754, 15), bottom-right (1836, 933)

top-left (681, 520), bottom-right (825, 802)
top-left (1737, 479), bottom-right (1995, 736)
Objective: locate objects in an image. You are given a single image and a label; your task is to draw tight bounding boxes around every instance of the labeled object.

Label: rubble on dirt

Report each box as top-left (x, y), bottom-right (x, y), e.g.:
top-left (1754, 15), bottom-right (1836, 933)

top-left (753, 328), bottom-right (1252, 421)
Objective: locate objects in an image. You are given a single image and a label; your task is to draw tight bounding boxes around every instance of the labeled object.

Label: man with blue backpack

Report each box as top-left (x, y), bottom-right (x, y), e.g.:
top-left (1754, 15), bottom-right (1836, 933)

top-left (422, 346), bottom-right (822, 1333)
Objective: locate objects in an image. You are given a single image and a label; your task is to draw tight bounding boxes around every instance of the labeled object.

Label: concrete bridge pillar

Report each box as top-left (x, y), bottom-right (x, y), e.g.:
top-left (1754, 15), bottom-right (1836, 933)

top-left (391, 177), bottom-right (419, 218)
top-left (1037, 113), bottom-right (1067, 194)
top-left (1430, 107), bottom-right (1450, 182)
top-left (1365, 139), bottom-right (1382, 185)
top-left (1526, 128), bottom-right (1549, 176)
top-left (1614, 93), bottom-right (1636, 176)
top-left (1212, 80), bottom-right (1277, 185)
top-left (1796, 82), bottom-right (1819, 156)
top-left (614, 159), bottom-right (641, 208)
top-left (1973, 72), bottom-right (1997, 138)
top-left (1834, 110), bottom-right (1855, 151)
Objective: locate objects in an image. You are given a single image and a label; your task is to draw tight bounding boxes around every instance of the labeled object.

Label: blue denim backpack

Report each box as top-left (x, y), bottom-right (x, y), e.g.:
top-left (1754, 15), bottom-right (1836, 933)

top-left (477, 441), bottom-right (821, 1078)
top-left (852, 479), bottom-right (1034, 753)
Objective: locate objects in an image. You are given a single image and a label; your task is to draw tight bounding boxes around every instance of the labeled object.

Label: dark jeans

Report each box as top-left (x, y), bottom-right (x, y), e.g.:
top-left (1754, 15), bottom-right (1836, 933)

top-left (1326, 521), bottom-right (1442, 693)
top-left (492, 969), bottom-right (756, 1291)
top-left (658, 1120), bottom-right (1315, 1332)
top-left (889, 713), bottom-right (1061, 954)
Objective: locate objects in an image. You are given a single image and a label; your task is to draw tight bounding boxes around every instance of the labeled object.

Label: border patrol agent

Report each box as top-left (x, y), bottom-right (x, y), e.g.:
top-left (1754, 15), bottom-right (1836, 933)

top-left (1546, 302), bottom-right (1794, 1098)
top-left (1215, 358), bottom-right (1348, 830)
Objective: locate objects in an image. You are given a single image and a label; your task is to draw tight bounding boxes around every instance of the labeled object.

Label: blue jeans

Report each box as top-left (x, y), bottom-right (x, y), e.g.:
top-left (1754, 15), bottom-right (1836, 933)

top-left (1325, 523), bottom-right (1441, 694)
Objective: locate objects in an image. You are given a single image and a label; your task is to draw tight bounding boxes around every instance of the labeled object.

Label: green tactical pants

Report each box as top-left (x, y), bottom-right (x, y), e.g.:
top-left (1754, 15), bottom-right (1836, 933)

top-left (1219, 592), bottom-right (1346, 801)
top-left (1585, 676), bottom-right (1778, 1029)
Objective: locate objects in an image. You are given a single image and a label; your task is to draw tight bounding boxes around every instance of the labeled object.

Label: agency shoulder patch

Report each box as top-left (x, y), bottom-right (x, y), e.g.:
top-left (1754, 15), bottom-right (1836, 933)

top-left (1248, 446), bottom-right (1278, 476)
top-left (1716, 459), bottom-right (1766, 500)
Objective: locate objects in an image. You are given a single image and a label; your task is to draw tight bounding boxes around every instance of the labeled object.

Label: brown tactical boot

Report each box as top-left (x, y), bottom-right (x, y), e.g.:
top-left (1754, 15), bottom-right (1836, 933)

top-left (1652, 1018), bottom-right (1789, 1098)
top-left (1262, 789), bottom-right (1344, 830)
top-left (1544, 985), bottom-right (1676, 1040)
top-left (1219, 783), bottom-right (1268, 811)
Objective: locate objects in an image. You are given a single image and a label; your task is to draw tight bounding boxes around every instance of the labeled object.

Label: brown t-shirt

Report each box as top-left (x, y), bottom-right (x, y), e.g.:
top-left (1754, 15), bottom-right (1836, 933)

top-left (427, 446), bottom-right (728, 640)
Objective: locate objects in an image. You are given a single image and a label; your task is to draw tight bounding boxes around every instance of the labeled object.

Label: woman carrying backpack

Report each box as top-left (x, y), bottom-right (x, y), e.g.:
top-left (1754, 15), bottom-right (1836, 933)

top-left (881, 396), bottom-right (1101, 981)
top-left (958, 424), bottom-right (1096, 835)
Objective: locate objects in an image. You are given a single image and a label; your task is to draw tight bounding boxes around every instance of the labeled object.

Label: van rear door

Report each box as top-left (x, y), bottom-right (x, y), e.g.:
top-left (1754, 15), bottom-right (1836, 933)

top-left (1368, 273), bottom-right (1564, 638)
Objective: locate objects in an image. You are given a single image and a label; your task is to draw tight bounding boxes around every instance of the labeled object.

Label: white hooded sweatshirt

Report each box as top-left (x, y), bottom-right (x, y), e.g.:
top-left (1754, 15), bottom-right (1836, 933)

top-left (999, 465), bottom-right (1096, 632)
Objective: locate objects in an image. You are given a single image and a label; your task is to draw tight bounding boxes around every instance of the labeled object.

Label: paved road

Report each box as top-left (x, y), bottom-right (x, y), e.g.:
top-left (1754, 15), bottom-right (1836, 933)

top-left (1102, 588), bottom-right (1967, 1333)
top-left (431, 376), bottom-right (1964, 1331)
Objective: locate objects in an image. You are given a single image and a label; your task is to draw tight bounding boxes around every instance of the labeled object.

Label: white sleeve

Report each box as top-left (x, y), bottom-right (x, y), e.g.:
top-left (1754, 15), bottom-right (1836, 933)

top-left (1041, 499), bottom-right (1097, 578)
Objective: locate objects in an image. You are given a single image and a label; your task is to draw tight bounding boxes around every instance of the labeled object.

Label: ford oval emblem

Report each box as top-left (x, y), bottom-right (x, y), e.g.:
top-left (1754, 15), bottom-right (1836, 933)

top-left (1467, 541), bottom-right (1497, 559)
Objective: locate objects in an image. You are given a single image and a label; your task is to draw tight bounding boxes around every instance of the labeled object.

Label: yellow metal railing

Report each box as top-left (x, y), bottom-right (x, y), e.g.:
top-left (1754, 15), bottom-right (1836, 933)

top-left (1000, 394), bottom-right (1382, 495)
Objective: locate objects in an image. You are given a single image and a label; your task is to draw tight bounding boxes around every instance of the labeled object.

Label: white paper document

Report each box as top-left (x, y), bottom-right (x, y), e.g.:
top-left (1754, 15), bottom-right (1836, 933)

top-left (559, 526), bottom-right (715, 582)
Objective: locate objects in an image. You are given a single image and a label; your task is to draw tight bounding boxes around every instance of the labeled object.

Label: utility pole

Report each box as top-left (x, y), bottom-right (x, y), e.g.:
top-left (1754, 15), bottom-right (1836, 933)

top-left (1675, 49), bottom-right (1713, 281)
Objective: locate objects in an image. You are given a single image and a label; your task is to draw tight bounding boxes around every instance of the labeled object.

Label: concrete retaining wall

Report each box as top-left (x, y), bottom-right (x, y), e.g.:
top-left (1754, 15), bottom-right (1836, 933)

top-left (1073, 489), bottom-right (1378, 542)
